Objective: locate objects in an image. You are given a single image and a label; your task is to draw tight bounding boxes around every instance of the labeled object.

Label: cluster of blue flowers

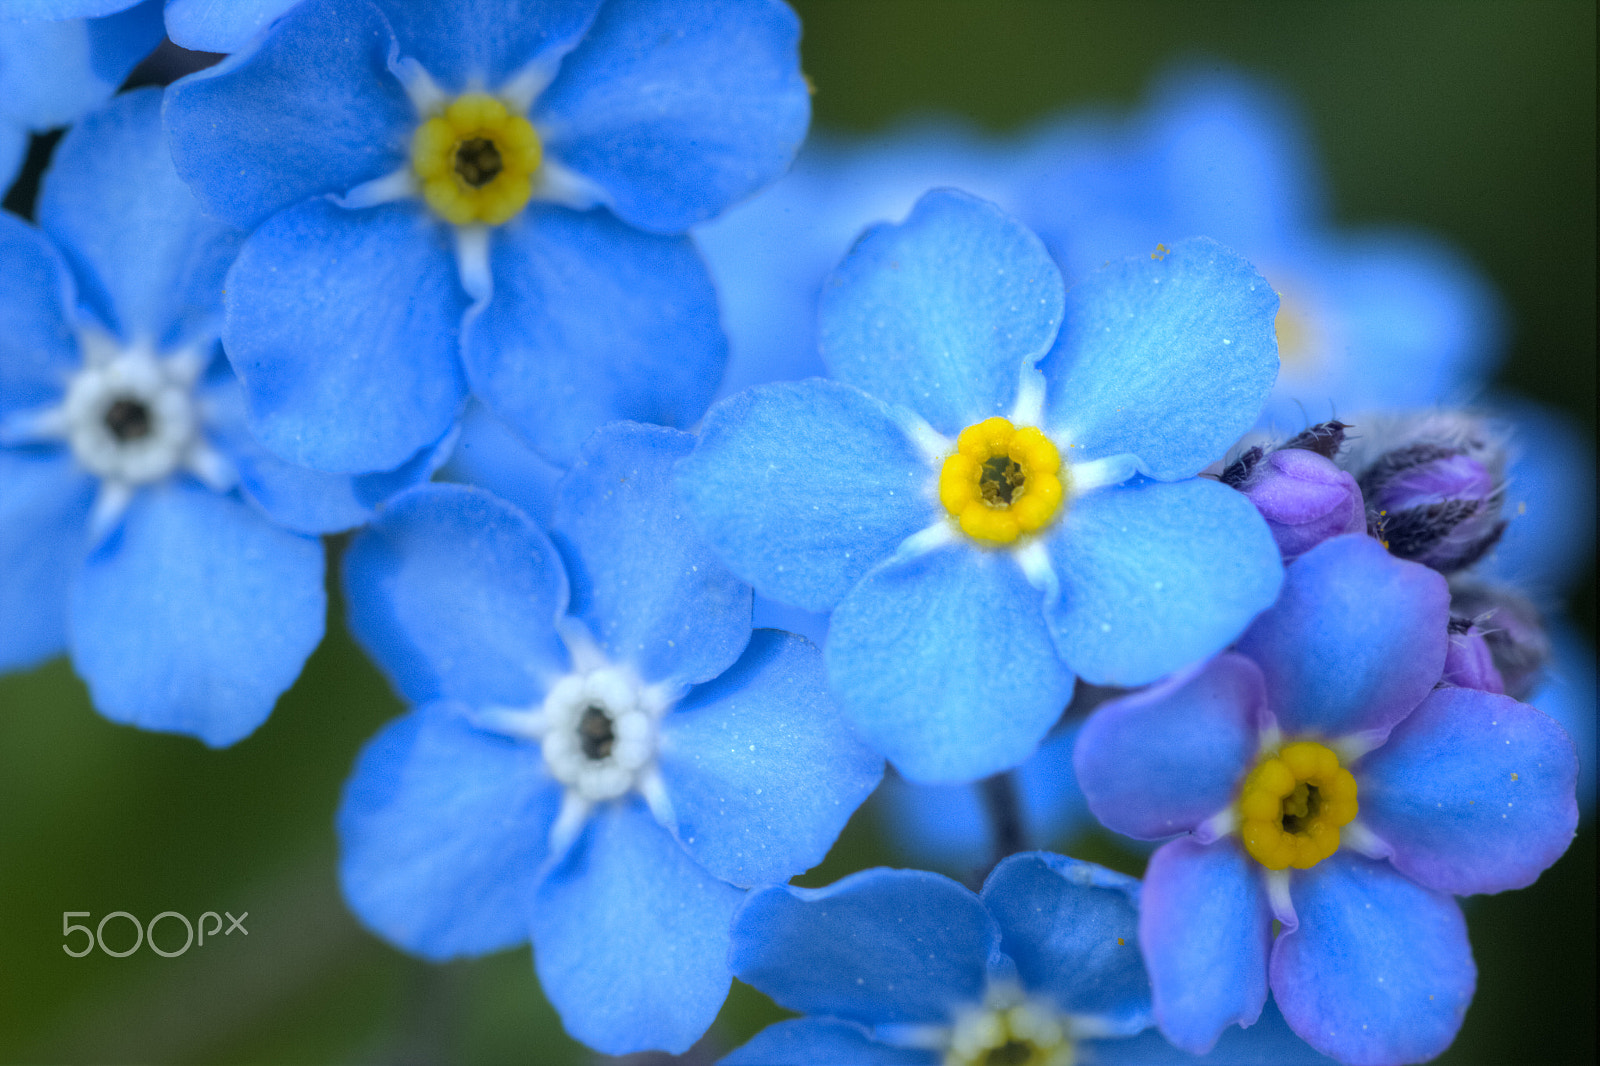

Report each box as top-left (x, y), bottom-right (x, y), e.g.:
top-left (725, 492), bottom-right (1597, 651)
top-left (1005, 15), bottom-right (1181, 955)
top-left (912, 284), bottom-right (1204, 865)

top-left (1, 3), bottom-right (1590, 1063)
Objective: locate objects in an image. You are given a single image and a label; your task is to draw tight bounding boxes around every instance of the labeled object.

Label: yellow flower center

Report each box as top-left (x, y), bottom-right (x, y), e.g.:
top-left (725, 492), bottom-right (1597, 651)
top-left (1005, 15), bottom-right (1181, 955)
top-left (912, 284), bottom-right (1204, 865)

top-left (939, 417), bottom-right (1065, 545)
top-left (412, 93), bottom-right (541, 226)
top-left (1237, 740), bottom-right (1357, 870)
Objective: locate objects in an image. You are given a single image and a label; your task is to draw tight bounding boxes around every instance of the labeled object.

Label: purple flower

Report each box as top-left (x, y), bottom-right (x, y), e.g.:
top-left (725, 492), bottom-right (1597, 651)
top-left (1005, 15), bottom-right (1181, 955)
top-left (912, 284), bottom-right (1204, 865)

top-left (1073, 534), bottom-right (1577, 1064)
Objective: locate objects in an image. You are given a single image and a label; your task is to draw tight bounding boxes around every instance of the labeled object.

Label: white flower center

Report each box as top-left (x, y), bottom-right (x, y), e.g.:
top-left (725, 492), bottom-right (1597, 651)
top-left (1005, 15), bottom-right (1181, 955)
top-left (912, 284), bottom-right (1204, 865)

top-left (539, 667), bottom-right (658, 801)
top-left (945, 990), bottom-right (1074, 1066)
top-left (62, 345), bottom-right (199, 485)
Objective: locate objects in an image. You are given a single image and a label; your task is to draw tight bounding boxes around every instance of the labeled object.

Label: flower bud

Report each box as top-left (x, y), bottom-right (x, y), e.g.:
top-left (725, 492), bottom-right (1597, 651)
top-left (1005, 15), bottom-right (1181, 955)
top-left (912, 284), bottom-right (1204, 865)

top-left (1449, 578), bottom-right (1550, 701)
top-left (1442, 617), bottom-right (1505, 694)
top-left (1342, 412), bottom-right (1508, 574)
top-left (1223, 422), bottom-right (1364, 563)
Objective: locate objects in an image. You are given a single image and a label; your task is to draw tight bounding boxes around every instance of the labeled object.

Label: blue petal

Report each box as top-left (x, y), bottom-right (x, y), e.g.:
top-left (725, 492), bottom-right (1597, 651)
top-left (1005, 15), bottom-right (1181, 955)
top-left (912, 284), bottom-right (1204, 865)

top-left (1532, 621), bottom-right (1597, 812)
top-left (337, 701), bottom-right (561, 960)
top-left (676, 380), bottom-right (934, 612)
top-left (1089, 999), bottom-right (1339, 1066)
top-left (371, 0), bottom-right (599, 92)
top-left (658, 629), bottom-right (882, 886)
top-left (1074, 654), bottom-right (1262, 840)
top-left (163, 0), bottom-right (412, 229)
top-left (1489, 397), bottom-right (1596, 595)
top-left (721, 1018), bottom-right (936, 1066)
top-left (536, 0), bottom-right (809, 233)
top-left (1140, 839), bottom-right (1270, 1055)
top-left (342, 483), bottom-right (570, 707)
top-left (729, 868), bottom-right (997, 1027)
top-left (877, 724), bottom-right (1089, 873)
top-left (1046, 478), bottom-right (1283, 687)
top-left (0, 211), bottom-right (77, 420)
top-left (435, 401), bottom-right (563, 526)
top-left (0, 2), bottom-right (162, 129)
top-left (1040, 238), bottom-right (1278, 480)
top-left (222, 199), bottom-right (468, 474)
top-left (531, 798), bottom-right (744, 1056)
top-left (1356, 686), bottom-right (1578, 895)
top-left (827, 544), bottom-right (1075, 783)
top-left (1, 122), bottom-right (24, 192)
top-left (818, 188), bottom-right (1062, 436)
top-left (210, 361), bottom-right (455, 534)
top-left (164, 0), bottom-right (307, 52)
top-left (462, 204), bottom-right (724, 466)
top-left (1235, 534), bottom-right (1449, 743)
top-left (1270, 853), bottom-right (1474, 1066)
top-left (70, 481), bottom-right (325, 746)
top-left (982, 853), bottom-right (1152, 1034)
top-left (550, 422), bottom-right (749, 685)
top-left (2, 0), bottom-right (138, 16)
top-left (39, 88), bottom-right (243, 351)
top-left (750, 595), bottom-right (829, 647)
top-left (0, 448), bottom-right (93, 672)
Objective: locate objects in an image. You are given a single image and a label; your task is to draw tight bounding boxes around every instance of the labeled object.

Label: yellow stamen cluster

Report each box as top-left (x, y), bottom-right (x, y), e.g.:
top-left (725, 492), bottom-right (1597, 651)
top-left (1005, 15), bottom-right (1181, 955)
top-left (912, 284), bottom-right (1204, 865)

top-left (939, 417), bottom-right (1064, 545)
top-left (1238, 740), bottom-right (1357, 871)
top-left (412, 93), bottom-right (541, 226)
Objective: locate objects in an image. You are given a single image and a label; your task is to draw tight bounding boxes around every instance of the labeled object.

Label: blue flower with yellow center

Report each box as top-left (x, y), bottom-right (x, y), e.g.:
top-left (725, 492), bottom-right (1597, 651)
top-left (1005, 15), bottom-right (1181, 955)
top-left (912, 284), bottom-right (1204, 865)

top-left (162, 0), bottom-right (810, 473)
top-left (1073, 533), bottom-right (1578, 1063)
top-left (335, 421), bottom-right (882, 1055)
top-left (677, 188), bottom-right (1285, 783)
top-left (1, 89), bottom-right (440, 744)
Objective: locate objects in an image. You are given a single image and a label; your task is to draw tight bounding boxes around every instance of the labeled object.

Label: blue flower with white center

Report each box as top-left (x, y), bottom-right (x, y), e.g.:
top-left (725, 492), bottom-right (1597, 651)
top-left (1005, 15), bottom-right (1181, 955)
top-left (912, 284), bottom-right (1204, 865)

top-left (1073, 533), bottom-right (1578, 1064)
top-left (162, 0), bottom-right (809, 474)
top-left (677, 188), bottom-right (1285, 783)
top-left (2, 0), bottom-right (300, 54)
top-left (0, 0), bottom-right (164, 190)
top-left (1017, 65), bottom-right (1505, 425)
top-left (335, 421), bottom-right (883, 1055)
top-left (0, 89), bottom-right (443, 743)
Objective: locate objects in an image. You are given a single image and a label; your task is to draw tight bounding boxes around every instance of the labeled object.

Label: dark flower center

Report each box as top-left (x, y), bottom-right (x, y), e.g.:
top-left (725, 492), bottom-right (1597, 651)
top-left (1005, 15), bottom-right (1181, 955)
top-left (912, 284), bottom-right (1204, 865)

top-left (979, 455), bottom-right (1026, 506)
top-left (103, 397), bottom-right (152, 442)
top-left (1280, 782), bottom-right (1323, 836)
top-left (454, 137), bottom-right (504, 187)
top-left (578, 705), bottom-right (616, 761)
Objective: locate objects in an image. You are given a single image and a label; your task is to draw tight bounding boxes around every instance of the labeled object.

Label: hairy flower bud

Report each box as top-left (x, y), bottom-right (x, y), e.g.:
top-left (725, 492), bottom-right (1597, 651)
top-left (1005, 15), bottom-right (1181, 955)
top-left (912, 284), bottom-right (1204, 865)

top-left (1340, 412), bottom-right (1508, 574)
top-left (1449, 578), bottom-right (1550, 701)
top-left (1223, 421), bottom-right (1364, 562)
top-left (1442, 617), bottom-right (1505, 694)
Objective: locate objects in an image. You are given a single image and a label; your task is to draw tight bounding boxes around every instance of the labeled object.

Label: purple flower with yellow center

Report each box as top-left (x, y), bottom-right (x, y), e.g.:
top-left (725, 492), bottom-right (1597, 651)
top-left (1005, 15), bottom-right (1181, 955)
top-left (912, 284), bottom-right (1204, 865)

top-left (1074, 533), bottom-right (1578, 1064)
top-left (163, 0), bottom-right (809, 473)
top-left (678, 188), bottom-right (1284, 783)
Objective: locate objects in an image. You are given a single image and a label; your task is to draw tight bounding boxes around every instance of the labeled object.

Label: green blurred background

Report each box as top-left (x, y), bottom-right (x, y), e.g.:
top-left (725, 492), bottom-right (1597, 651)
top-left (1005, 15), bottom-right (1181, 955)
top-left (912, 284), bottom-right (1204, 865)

top-left (1, 2), bottom-right (1593, 1063)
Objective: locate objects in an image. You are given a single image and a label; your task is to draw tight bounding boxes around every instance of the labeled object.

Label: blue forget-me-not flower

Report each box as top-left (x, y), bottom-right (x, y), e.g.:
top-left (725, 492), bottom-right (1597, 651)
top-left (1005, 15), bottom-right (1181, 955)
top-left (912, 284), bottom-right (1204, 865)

top-left (336, 422), bottom-right (882, 1054)
top-left (1073, 533), bottom-right (1577, 1063)
top-left (162, 0), bottom-right (810, 473)
top-left (0, 88), bottom-right (447, 744)
top-left (678, 188), bottom-right (1284, 783)
top-left (0, 0), bottom-right (163, 190)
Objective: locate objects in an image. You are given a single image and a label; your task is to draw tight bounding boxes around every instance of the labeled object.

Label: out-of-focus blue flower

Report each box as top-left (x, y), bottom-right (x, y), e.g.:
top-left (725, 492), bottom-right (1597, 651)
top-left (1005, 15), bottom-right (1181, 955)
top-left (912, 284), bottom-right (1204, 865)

top-left (0, 88), bottom-right (438, 744)
top-left (724, 855), bottom-right (1153, 1065)
top-left (679, 189), bottom-right (1283, 783)
top-left (1017, 66), bottom-right (1504, 425)
top-left (1222, 421), bottom-right (1365, 564)
top-left (0, 0), bottom-right (163, 190)
top-left (695, 121), bottom-right (1029, 398)
top-left (2, 0), bottom-right (300, 53)
top-left (164, 0), bottom-right (809, 473)
top-left (873, 724), bottom-right (1089, 877)
top-left (1074, 533), bottom-right (1578, 1062)
top-left (336, 422), bottom-right (882, 1055)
